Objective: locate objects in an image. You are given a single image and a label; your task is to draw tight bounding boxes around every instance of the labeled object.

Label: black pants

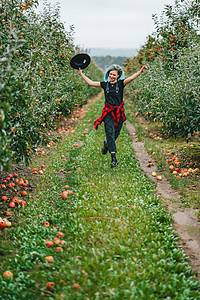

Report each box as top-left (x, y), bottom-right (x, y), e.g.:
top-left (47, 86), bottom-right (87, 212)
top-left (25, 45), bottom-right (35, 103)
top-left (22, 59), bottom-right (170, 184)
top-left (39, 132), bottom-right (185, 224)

top-left (103, 112), bottom-right (124, 153)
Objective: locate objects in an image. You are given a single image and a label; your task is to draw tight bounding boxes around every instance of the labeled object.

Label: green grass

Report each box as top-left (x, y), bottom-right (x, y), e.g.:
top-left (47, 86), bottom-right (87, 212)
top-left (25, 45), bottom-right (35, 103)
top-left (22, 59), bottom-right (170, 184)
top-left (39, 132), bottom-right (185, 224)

top-left (0, 95), bottom-right (200, 299)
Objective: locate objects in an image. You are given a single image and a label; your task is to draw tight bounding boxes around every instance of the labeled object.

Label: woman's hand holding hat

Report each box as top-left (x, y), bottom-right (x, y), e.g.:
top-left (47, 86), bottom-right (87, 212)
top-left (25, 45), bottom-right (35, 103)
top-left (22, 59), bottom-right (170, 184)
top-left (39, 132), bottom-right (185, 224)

top-left (78, 67), bottom-right (82, 75)
top-left (140, 66), bottom-right (148, 73)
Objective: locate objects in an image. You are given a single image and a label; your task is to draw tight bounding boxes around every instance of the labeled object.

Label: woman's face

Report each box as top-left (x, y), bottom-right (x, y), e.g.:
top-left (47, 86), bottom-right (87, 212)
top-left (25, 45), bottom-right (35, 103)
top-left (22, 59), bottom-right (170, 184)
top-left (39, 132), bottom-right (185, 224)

top-left (109, 70), bottom-right (119, 83)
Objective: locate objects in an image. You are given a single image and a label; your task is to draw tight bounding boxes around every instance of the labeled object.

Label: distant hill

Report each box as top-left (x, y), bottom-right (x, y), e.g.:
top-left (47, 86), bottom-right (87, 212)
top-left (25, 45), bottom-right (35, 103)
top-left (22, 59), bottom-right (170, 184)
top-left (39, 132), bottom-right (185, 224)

top-left (92, 56), bottom-right (127, 72)
top-left (87, 48), bottom-right (138, 72)
top-left (88, 48), bottom-right (138, 57)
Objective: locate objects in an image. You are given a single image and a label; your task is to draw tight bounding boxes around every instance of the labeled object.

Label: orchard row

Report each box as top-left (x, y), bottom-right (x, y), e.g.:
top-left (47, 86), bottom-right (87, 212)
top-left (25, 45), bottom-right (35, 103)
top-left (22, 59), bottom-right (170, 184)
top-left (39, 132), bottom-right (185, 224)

top-left (0, 0), bottom-right (102, 171)
top-left (124, 0), bottom-right (200, 138)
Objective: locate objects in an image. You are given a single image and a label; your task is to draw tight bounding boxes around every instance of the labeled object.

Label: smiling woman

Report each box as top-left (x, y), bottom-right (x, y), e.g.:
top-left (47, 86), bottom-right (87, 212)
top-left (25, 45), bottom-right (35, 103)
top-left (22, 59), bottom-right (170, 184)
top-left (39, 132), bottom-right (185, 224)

top-left (78, 63), bottom-right (147, 167)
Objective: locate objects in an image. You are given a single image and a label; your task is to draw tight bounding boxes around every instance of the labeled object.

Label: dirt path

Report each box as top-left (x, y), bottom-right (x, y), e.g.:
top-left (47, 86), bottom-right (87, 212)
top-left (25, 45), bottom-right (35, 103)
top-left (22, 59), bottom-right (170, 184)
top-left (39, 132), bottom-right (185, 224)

top-left (126, 121), bottom-right (200, 280)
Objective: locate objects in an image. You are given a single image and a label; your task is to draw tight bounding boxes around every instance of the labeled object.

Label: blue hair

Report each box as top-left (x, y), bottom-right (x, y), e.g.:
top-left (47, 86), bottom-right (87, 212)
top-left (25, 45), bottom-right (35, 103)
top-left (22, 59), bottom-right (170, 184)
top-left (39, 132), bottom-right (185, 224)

top-left (104, 64), bottom-right (125, 82)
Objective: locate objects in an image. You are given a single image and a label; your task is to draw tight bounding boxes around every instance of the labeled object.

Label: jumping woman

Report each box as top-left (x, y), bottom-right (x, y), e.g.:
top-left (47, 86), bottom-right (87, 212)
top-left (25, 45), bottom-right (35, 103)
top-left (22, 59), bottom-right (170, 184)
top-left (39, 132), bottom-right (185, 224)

top-left (78, 64), bottom-right (147, 168)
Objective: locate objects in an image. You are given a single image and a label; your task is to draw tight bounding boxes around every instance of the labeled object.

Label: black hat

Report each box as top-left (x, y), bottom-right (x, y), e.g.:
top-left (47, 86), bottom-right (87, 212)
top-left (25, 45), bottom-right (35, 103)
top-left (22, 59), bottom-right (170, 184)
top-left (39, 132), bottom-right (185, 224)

top-left (70, 53), bottom-right (91, 70)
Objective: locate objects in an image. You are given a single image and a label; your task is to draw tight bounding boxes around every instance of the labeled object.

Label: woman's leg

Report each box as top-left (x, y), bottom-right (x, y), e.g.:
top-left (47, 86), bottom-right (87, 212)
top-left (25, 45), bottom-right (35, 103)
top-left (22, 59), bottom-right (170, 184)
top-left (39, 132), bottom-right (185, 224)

top-left (103, 113), bottom-right (124, 168)
top-left (103, 113), bottom-right (116, 153)
top-left (115, 114), bottom-right (124, 141)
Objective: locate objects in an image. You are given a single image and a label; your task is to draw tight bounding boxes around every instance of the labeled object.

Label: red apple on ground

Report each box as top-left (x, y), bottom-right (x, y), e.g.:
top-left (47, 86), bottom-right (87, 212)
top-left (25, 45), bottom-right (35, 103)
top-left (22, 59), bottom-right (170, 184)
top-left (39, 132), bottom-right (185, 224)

top-left (57, 232), bottom-right (64, 238)
top-left (46, 282), bottom-right (55, 290)
top-left (3, 271), bottom-right (13, 279)
top-left (59, 240), bottom-right (66, 246)
top-left (53, 238), bottom-right (60, 245)
top-left (0, 221), bottom-right (6, 229)
top-left (44, 221), bottom-right (50, 227)
top-left (45, 241), bottom-right (54, 248)
top-left (55, 246), bottom-right (62, 252)
top-left (45, 256), bottom-right (54, 263)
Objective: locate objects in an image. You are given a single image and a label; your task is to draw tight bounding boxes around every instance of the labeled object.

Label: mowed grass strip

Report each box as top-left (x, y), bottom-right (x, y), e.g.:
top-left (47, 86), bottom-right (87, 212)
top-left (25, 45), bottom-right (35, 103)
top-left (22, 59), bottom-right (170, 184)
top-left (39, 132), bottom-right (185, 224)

top-left (59, 119), bottom-right (200, 299)
top-left (0, 96), bottom-right (200, 299)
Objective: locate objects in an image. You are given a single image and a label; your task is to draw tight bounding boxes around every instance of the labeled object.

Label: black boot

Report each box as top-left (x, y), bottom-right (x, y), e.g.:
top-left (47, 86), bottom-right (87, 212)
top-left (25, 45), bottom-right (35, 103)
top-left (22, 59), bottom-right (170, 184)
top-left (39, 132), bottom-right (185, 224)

top-left (102, 140), bottom-right (108, 155)
top-left (111, 153), bottom-right (118, 168)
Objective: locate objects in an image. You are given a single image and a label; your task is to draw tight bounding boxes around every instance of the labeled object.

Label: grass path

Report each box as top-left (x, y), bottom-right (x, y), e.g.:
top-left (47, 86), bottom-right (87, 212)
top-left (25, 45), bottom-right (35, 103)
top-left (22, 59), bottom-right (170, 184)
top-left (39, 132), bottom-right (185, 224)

top-left (0, 94), bottom-right (200, 299)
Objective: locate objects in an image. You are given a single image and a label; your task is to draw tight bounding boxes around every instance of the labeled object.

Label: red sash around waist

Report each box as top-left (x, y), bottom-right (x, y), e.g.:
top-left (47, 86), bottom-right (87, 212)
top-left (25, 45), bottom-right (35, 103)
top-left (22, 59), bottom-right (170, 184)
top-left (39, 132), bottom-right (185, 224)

top-left (94, 101), bottom-right (126, 131)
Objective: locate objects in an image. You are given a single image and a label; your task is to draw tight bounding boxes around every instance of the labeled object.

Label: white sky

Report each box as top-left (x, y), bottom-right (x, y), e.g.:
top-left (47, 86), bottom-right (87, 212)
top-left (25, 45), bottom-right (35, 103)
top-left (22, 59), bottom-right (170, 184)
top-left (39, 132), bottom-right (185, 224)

top-left (38, 0), bottom-right (175, 49)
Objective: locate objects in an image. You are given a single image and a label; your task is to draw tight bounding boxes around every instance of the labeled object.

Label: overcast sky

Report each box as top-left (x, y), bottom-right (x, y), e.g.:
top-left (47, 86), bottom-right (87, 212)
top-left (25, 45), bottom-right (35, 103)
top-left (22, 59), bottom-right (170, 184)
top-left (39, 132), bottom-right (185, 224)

top-left (38, 0), bottom-right (175, 49)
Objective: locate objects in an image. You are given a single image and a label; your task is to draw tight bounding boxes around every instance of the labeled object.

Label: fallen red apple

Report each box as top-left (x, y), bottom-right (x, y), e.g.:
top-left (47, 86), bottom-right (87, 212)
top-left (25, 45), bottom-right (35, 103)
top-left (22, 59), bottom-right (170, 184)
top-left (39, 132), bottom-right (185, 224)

top-left (21, 191), bottom-right (27, 196)
top-left (46, 282), bottom-right (55, 290)
top-left (12, 196), bottom-right (18, 202)
top-left (45, 241), bottom-right (54, 248)
top-left (0, 221), bottom-right (6, 229)
top-left (44, 221), bottom-right (50, 227)
top-left (53, 238), bottom-right (60, 245)
top-left (55, 246), bottom-right (62, 252)
top-left (57, 232), bottom-right (64, 238)
top-left (59, 240), bottom-right (66, 246)
top-left (72, 283), bottom-right (81, 289)
top-left (2, 196), bottom-right (7, 201)
top-left (3, 271), bottom-right (13, 279)
top-left (45, 256), bottom-right (54, 263)
top-left (61, 191), bottom-right (68, 199)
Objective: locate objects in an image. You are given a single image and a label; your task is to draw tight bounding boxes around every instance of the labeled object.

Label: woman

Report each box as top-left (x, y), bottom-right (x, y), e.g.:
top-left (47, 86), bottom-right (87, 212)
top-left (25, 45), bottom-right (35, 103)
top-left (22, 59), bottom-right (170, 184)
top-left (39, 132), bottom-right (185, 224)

top-left (78, 64), bottom-right (147, 168)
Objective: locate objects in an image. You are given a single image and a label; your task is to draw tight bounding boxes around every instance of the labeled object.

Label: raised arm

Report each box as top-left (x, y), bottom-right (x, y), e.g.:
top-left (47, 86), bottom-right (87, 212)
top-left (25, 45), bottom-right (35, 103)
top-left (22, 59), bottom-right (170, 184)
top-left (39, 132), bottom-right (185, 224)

top-left (78, 68), bottom-right (101, 87)
top-left (124, 66), bottom-right (147, 86)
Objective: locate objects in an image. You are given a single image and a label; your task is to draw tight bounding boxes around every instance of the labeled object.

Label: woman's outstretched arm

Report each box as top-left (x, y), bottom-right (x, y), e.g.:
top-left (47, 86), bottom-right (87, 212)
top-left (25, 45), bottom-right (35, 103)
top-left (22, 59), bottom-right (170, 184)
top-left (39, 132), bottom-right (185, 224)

top-left (78, 68), bottom-right (101, 87)
top-left (124, 66), bottom-right (147, 86)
